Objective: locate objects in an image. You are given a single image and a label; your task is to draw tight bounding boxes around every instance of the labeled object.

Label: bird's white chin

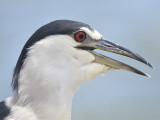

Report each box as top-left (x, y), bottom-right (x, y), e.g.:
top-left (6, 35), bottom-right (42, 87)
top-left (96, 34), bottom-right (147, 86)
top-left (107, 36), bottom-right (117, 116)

top-left (76, 62), bottom-right (109, 82)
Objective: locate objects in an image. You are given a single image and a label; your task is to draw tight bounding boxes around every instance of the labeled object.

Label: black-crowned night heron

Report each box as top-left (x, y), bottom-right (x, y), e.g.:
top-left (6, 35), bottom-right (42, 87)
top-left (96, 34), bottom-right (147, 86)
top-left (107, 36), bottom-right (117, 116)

top-left (0, 20), bottom-right (152, 120)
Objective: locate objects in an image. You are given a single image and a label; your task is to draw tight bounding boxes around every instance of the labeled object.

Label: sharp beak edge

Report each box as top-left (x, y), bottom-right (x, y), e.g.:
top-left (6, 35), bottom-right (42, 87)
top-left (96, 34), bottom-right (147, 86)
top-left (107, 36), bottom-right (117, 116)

top-left (76, 39), bottom-right (153, 77)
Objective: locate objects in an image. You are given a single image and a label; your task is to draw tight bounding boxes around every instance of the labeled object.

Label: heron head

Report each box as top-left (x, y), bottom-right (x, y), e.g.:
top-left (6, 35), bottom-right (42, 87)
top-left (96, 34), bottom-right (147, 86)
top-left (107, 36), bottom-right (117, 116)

top-left (12, 20), bottom-right (153, 92)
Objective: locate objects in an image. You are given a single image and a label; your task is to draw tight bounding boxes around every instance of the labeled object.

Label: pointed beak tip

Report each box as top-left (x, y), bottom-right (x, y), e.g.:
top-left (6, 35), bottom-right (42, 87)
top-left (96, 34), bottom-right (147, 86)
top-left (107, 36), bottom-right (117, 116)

top-left (147, 62), bottom-right (154, 69)
top-left (145, 74), bottom-right (151, 78)
top-left (150, 65), bottom-right (154, 69)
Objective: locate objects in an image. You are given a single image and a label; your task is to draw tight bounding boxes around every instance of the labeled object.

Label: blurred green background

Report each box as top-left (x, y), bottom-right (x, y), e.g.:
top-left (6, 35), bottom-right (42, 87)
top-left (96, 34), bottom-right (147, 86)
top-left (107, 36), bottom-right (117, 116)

top-left (0, 0), bottom-right (159, 120)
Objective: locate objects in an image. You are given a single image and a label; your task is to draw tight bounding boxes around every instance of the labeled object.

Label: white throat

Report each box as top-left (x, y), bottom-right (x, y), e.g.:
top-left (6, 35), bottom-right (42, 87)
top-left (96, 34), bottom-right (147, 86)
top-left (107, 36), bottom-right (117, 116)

top-left (11, 35), bottom-right (109, 120)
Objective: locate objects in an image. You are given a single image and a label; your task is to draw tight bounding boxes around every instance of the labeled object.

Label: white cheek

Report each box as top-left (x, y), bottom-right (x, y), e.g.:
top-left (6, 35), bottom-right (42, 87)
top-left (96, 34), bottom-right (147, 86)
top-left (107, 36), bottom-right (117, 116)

top-left (28, 35), bottom-right (96, 66)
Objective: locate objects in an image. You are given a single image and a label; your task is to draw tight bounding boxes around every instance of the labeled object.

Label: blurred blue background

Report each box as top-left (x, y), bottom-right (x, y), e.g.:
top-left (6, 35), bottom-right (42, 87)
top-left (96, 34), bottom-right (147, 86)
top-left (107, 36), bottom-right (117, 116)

top-left (0, 0), bottom-right (159, 120)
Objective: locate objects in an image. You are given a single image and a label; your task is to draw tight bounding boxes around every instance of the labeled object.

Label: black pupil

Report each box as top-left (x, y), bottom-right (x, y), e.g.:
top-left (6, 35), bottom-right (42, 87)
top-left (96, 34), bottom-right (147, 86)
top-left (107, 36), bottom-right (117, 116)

top-left (79, 34), bottom-right (84, 39)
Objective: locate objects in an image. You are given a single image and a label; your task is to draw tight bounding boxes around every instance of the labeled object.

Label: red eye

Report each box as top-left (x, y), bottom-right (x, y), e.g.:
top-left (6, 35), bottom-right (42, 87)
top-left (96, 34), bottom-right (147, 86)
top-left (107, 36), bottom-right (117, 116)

top-left (74, 31), bottom-right (86, 42)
